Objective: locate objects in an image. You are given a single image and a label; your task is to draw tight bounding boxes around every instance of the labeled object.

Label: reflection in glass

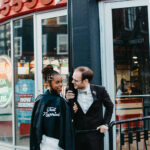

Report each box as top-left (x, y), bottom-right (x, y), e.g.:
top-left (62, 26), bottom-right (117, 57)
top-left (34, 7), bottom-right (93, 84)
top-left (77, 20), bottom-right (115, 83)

top-left (0, 23), bottom-right (12, 144)
top-left (42, 15), bottom-right (68, 95)
top-left (112, 6), bottom-right (150, 150)
top-left (113, 6), bottom-right (150, 96)
top-left (13, 16), bottom-right (35, 147)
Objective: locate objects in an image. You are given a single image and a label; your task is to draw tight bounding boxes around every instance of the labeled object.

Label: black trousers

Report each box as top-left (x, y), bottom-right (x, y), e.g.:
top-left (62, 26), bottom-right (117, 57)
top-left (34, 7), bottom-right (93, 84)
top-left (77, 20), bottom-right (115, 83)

top-left (75, 132), bottom-right (104, 150)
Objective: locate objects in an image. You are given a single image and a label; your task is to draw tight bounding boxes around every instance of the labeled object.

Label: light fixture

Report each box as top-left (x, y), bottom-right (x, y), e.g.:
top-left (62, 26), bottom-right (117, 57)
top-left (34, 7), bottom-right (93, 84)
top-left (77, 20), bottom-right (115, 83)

top-left (132, 56), bottom-right (138, 59)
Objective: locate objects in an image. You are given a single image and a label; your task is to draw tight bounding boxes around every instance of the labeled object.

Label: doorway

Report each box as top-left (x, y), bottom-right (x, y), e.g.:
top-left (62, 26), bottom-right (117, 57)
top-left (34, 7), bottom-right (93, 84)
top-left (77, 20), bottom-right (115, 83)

top-left (99, 0), bottom-right (150, 149)
top-left (35, 9), bottom-right (68, 97)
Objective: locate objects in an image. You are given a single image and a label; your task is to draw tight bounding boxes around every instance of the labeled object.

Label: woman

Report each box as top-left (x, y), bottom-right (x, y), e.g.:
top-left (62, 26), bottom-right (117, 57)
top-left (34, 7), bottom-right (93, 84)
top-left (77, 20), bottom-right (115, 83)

top-left (30, 65), bottom-right (75, 150)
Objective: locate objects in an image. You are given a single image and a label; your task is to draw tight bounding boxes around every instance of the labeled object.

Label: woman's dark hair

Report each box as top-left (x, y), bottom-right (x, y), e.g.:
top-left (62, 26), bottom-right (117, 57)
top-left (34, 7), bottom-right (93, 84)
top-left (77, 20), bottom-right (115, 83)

top-left (75, 66), bottom-right (94, 82)
top-left (42, 65), bottom-right (59, 82)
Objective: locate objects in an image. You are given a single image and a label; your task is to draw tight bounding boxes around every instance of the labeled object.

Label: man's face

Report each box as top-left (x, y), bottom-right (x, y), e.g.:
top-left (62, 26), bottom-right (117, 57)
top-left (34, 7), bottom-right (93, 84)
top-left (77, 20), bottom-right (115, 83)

top-left (72, 71), bottom-right (86, 89)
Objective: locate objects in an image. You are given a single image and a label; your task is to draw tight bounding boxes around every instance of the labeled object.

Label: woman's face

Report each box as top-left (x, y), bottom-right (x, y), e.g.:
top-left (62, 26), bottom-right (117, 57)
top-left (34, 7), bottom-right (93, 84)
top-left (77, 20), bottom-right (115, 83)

top-left (50, 75), bottom-right (63, 94)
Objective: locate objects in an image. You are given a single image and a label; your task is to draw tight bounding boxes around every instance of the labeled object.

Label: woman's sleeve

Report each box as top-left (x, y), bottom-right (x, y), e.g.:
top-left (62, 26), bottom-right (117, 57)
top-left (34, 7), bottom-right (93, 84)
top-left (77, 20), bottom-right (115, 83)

top-left (59, 98), bottom-right (75, 150)
top-left (30, 99), bottom-right (40, 150)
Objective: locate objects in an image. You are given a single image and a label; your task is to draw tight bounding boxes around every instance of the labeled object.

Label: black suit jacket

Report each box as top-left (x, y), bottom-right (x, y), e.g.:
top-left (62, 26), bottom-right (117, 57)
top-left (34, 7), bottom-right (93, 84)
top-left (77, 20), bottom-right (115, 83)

top-left (73, 84), bottom-right (114, 131)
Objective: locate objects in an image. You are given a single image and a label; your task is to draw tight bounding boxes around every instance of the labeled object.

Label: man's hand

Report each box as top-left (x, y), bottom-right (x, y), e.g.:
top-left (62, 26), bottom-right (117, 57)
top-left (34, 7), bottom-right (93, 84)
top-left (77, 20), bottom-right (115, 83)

top-left (66, 90), bottom-right (75, 102)
top-left (96, 125), bottom-right (108, 133)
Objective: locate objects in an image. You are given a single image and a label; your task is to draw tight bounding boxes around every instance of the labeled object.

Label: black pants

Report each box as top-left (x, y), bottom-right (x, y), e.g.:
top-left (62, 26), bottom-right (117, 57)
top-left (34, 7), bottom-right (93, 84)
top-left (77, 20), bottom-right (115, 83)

top-left (75, 132), bottom-right (104, 150)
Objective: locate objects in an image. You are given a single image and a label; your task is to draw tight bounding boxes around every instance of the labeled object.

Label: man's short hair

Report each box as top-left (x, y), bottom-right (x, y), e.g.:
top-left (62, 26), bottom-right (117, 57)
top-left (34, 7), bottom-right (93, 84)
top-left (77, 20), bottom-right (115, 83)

top-left (75, 66), bottom-right (94, 82)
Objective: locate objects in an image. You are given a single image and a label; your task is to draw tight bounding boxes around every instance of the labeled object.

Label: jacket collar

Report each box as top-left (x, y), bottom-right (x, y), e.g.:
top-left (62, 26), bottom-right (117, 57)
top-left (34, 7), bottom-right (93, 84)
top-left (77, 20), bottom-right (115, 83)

top-left (45, 89), bottom-right (60, 97)
top-left (90, 84), bottom-right (98, 101)
top-left (40, 90), bottom-right (60, 105)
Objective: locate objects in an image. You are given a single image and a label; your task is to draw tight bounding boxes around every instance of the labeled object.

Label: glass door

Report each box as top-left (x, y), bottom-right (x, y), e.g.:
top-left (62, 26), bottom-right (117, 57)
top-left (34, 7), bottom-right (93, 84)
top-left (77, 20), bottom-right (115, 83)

top-left (13, 16), bottom-right (35, 147)
top-left (35, 9), bottom-right (68, 97)
top-left (99, 0), bottom-right (150, 149)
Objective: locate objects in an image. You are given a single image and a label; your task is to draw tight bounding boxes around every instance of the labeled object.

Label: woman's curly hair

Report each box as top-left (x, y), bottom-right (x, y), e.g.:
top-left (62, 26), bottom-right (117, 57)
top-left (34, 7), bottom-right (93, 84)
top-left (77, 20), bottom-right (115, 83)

top-left (42, 65), bottom-right (59, 82)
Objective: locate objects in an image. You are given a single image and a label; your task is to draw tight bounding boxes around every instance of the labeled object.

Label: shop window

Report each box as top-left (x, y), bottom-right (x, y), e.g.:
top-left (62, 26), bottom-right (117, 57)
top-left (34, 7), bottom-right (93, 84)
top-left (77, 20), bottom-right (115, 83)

top-left (0, 23), bottom-right (12, 144)
top-left (14, 37), bottom-right (22, 57)
top-left (42, 15), bottom-right (68, 95)
top-left (42, 34), bottom-right (48, 55)
top-left (113, 6), bottom-right (149, 97)
top-left (14, 19), bottom-right (23, 28)
top-left (57, 15), bottom-right (67, 25)
top-left (57, 34), bottom-right (68, 54)
top-left (13, 16), bottom-right (34, 147)
top-left (112, 6), bottom-right (150, 149)
top-left (123, 8), bottom-right (136, 31)
top-left (113, 5), bottom-right (150, 122)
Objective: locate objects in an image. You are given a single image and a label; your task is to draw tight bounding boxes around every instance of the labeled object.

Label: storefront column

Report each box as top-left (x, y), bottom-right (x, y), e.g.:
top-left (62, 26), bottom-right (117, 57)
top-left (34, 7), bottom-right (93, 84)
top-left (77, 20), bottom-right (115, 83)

top-left (68, 0), bottom-right (101, 84)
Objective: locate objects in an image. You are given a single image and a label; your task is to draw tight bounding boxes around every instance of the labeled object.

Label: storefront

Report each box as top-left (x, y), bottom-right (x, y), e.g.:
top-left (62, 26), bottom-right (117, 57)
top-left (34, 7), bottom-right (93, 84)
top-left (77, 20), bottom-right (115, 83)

top-left (99, 0), bottom-right (150, 149)
top-left (1, 0), bottom-right (150, 149)
top-left (0, 0), bottom-right (68, 149)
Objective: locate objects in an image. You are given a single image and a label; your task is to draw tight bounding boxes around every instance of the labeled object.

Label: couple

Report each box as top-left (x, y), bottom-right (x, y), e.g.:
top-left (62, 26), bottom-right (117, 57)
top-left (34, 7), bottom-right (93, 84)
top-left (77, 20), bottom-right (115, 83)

top-left (30, 65), bottom-right (114, 150)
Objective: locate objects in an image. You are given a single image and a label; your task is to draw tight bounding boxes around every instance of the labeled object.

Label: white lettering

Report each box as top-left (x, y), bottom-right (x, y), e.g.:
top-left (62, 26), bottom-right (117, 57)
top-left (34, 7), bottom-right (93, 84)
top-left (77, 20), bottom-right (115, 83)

top-left (0, 96), bottom-right (7, 102)
top-left (20, 97), bottom-right (31, 102)
top-left (0, 87), bottom-right (9, 94)
top-left (18, 102), bottom-right (34, 108)
top-left (43, 107), bottom-right (60, 117)
top-left (47, 107), bottom-right (56, 112)
top-left (43, 112), bottom-right (60, 117)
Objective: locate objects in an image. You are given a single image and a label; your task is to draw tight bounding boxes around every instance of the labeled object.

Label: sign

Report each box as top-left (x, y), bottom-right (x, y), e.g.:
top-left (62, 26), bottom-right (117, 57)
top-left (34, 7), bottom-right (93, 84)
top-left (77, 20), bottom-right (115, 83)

top-left (16, 79), bottom-right (35, 124)
top-left (0, 0), bottom-right (67, 23)
top-left (17, 94), bottom-right (34, 108)
top-left (0, 55), bottom-right (12, 107)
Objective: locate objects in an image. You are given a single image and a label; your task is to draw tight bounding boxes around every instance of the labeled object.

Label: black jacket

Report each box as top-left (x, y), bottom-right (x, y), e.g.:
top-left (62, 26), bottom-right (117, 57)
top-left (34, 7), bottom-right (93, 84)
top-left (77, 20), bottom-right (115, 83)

top-left (30, 90), bottom-right (75, 150)
top-left (73, 84), bottom-right (114, 130)
top-left (67, 84), bottom-right (113, 150)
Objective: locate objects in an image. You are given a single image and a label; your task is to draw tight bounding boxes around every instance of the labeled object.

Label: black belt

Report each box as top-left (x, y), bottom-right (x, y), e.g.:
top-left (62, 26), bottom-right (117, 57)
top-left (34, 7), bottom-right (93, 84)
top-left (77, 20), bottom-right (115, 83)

top-left (75, 129), bottom-right (98, 134)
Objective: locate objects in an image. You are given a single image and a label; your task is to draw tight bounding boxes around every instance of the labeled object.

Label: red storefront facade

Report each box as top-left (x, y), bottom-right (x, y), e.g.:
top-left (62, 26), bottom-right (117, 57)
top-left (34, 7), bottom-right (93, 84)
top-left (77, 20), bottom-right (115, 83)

top-left (0, 0), bottom-right (66, 22)
top-left (1, 0), bottom-right (150, 150)
top-left (0, 0), bottom-right (68, 149)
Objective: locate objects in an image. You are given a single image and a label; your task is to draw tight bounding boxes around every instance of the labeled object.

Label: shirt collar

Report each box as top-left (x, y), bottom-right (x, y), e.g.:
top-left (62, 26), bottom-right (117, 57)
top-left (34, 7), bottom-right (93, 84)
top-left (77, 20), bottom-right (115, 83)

top-left (78, 84), bottom-right (90, 94)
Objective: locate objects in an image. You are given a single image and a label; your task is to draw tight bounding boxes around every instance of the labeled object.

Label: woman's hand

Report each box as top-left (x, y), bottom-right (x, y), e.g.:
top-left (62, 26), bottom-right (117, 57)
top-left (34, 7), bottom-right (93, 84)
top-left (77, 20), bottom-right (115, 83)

top-left (73, 102), bottom-right (78, 113)
top-left (66, 90), bottom-right (75, 102)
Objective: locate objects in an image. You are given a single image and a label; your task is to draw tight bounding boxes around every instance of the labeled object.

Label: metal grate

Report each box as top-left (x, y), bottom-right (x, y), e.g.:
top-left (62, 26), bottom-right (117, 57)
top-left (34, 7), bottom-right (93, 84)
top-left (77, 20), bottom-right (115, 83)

top-left (109, 116), bottom-right (150, 150)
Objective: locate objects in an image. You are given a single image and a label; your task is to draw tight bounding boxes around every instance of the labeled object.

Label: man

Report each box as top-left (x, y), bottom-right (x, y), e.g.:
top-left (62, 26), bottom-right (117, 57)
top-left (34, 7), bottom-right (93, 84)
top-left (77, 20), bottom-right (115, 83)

top-left (66, 66), bottom-right (114, 150)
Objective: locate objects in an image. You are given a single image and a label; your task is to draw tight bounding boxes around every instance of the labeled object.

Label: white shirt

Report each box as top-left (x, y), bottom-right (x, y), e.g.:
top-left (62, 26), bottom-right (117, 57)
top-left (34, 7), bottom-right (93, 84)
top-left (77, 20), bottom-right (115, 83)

top-left (77, 84), bottom-right (93, 114)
